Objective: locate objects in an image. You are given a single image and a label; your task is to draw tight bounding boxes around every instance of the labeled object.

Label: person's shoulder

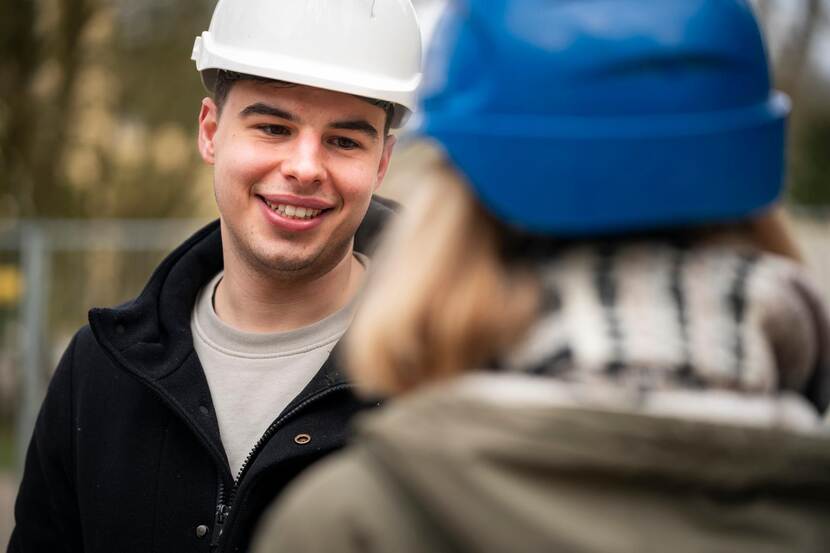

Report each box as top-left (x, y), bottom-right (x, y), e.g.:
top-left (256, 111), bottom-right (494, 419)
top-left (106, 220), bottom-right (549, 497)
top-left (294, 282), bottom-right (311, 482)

top-left (252, 450), bottom-right (376, 552)
top-left (50, 323), bottom-right (119, 390)
top-left (52, 324), bottom-right (98, 371)
top-left (280, 448), bottom-right (375, 515)
top-left (41, 326), bottom-right (91, 396)
top-left (252, 446), bottom-right (415, 553)
top-left (370, 195), bottom-right (402, 214)
top-left (34, 325), bottom-right (104, 434)
top-left (72, 323), bottom-right (116, 365)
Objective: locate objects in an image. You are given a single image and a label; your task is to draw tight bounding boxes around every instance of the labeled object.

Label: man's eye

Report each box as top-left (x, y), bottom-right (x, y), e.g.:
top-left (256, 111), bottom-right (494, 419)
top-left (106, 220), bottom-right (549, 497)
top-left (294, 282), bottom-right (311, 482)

top-left (257, 125), bottom-right (290, 137)
top-left (331, 137), bottom-right (360, 150)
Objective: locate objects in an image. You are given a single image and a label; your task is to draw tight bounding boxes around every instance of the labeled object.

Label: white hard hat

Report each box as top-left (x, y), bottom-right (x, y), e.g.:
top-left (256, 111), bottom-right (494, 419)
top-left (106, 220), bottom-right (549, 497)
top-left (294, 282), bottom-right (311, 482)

top-left (191, 0), bottom-right (422, 128)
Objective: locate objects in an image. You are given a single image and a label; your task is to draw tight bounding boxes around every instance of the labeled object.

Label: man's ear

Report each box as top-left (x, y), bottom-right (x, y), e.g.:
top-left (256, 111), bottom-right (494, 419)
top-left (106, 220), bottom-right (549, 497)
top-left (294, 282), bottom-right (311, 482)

top-left (198, 97), bottom-right (219, 165)
top-left (374, 134), bottom-right (397, 192)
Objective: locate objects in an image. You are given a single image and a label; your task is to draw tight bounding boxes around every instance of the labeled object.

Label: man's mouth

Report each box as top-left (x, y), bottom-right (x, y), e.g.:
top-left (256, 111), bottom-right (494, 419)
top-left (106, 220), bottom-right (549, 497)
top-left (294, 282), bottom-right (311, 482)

top-left (261, 198), bottom-right (326, 220)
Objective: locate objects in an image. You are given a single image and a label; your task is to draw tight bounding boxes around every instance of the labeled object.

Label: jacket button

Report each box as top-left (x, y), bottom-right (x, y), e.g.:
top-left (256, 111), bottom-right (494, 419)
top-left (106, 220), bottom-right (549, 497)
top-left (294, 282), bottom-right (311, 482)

top-left (294, 433), bottom-right (311, 445)
top-left (195, 525), bottom-right (209, 538)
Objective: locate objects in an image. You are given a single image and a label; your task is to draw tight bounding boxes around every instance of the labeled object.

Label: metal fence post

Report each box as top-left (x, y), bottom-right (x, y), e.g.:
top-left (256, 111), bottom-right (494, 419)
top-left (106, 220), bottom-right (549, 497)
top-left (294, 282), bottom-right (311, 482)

top-left (18, 221), bottom-right (48, 471)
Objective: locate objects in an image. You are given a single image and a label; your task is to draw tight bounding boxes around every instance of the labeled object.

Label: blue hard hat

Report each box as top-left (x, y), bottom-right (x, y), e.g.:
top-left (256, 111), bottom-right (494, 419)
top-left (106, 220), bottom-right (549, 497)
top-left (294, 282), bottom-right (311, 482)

top-left (419, 0), bottom-right (790, 235)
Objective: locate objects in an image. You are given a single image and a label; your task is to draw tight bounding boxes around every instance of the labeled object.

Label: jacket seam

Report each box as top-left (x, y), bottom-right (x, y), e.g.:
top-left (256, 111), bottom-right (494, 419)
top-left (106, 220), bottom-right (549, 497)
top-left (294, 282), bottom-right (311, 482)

top-left (119, 340), bottom-right (191, 380)
top-left (154, 349), bottom-right (231, 468)
top-left (151, 416), bottom-right (172, 553)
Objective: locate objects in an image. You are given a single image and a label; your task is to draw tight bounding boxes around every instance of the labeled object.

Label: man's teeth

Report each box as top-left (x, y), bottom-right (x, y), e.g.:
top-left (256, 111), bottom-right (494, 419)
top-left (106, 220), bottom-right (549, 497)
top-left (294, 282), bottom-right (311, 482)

top-left (264, 200), bottom-right (323, 220)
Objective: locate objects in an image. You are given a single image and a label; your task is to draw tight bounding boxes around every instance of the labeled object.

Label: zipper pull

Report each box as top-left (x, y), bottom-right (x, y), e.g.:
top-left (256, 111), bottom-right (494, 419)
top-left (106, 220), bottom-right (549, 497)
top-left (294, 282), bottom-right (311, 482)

top-left (209, 503), bottom-right (230, 549)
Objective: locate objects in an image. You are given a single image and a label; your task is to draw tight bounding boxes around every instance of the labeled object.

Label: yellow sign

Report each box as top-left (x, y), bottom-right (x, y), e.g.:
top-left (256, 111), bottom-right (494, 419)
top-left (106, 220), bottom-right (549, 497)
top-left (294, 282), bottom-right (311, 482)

top-left (0, 264), bottom-right (23, 305)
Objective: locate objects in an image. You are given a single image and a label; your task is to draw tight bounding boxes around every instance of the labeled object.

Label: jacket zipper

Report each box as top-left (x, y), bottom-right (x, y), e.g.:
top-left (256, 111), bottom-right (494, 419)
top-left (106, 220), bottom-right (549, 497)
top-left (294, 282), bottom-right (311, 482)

top-left (209, 383), bottom-right (351, 550)
top-left (209, 482), bottom-right (229, 550)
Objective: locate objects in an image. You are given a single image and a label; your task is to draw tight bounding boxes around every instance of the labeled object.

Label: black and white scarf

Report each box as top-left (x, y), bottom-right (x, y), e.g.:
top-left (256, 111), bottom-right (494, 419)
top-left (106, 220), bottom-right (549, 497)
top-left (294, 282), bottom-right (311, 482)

top-left (503, 242), bottom-right (830, 412)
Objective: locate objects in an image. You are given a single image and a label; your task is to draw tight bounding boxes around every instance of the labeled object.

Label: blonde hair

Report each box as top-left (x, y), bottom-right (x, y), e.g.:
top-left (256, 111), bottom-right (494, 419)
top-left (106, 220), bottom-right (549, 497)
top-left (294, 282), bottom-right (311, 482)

top-left (346, 149), bottom-right (803, 397)
top-left (344, 160), bottom-right (539, 396)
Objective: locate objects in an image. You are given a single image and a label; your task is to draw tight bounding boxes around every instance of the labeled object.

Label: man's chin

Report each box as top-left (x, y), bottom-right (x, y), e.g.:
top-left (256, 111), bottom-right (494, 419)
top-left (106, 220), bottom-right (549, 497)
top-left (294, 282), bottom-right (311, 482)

top-left (231, 226), bottom-right (355, 283)
top-left (254, 252), bottom-right (320, 276)
top-left (253, 247), bottom-right (349, 282)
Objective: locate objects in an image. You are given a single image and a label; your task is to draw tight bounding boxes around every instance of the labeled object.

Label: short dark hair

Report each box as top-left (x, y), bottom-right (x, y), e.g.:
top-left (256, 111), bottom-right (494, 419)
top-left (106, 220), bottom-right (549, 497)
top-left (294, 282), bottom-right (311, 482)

top-left (212, 70), bottom-right (395, 136)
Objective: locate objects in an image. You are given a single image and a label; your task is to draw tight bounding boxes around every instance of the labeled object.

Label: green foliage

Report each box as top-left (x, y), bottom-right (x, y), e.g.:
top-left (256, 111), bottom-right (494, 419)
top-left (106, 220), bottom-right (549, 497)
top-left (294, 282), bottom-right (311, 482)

top-left (95, 0), bottom-right (217, 218)
top-left (789, 117), bottom-right (830, 207)
top-left (0, 0), bottom-right (217, 219)
top-left (0, 0), bottom-right (42, 217)
top-left (0, 421), bottom-right (12, 471)
top-left (114, 0), bottom-right (214, 129)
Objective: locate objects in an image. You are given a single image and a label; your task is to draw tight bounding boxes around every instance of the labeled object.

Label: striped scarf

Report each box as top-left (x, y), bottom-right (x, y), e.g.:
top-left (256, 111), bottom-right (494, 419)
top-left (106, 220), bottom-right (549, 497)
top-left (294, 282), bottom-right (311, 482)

top-left (503, 242), bottom-right (830, 410)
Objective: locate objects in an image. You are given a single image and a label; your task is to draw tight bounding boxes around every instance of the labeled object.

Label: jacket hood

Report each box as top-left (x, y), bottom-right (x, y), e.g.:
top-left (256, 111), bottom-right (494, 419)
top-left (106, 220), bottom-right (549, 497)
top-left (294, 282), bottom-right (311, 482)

top-left (355, 374), bottom-right (830, 552)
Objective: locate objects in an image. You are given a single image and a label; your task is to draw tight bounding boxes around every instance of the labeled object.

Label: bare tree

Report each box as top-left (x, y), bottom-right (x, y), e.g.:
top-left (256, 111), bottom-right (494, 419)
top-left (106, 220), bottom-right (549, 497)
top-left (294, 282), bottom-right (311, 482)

top-left (776, 0), bottom-right (823, 102)
top-left (0, 0), bottom-right (40, 216)
top-left (0, 0), bottom-right (98, 217)
top-left (754, 0), bottom-right (774, 32)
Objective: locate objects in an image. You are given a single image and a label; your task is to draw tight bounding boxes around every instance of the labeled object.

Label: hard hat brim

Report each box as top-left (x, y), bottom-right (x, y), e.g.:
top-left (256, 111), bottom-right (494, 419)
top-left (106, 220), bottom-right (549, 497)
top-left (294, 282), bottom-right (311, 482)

top-left (193, 34), bottom-right (419, 128)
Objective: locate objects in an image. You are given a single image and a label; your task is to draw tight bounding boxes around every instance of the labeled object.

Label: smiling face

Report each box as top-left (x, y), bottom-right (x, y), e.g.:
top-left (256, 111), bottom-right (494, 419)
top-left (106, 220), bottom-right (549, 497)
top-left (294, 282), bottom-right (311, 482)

top-left (198, 81), bottom-right (395, 281)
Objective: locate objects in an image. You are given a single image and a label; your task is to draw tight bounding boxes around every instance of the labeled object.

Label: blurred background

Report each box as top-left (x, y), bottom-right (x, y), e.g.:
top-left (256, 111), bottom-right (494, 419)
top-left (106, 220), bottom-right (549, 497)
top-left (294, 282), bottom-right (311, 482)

top-left (0, 0), bottom-right (828, 544)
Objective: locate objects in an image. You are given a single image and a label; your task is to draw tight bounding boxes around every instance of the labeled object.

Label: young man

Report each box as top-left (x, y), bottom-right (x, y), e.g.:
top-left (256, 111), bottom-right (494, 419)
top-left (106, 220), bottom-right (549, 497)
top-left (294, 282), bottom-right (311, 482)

top-left (8, 1), bottom-right (422, 551)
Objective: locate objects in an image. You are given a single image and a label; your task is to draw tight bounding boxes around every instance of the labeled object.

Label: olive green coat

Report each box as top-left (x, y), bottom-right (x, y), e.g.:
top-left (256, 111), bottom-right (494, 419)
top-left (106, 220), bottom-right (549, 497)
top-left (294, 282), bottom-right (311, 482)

top-left (253, 376), bottom-right (830, 553)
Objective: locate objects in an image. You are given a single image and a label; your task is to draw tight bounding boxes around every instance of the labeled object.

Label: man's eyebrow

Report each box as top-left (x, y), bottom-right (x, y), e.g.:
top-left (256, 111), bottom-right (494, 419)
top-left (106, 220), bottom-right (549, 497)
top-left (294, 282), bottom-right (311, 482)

top-left (239, 102), bottom-right (295, 121)
top-left (330, 120), bottom-right (379, 140)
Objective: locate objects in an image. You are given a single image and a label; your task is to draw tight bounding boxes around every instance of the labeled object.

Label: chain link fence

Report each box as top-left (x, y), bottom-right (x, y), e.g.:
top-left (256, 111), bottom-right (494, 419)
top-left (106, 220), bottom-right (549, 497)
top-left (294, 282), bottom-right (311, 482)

top-left (0, 219), bottom-right (211, 470)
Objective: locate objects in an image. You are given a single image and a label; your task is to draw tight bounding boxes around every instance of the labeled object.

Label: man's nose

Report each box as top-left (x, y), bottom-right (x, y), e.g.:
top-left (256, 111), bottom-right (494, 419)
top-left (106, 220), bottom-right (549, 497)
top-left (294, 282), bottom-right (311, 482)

top-left (281, 132), bottom-right (326, 187)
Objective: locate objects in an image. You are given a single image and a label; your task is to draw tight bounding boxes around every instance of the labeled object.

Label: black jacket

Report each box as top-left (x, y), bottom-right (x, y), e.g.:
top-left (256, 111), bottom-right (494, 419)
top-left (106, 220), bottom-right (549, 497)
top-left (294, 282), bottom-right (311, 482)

top-left (9, 198), bottom-right (397, 553)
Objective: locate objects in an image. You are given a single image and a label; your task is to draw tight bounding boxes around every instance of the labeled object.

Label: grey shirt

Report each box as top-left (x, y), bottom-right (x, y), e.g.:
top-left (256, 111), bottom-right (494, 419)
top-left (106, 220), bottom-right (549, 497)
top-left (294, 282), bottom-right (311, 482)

top-left (191, 255), bottom-right (366, 477)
